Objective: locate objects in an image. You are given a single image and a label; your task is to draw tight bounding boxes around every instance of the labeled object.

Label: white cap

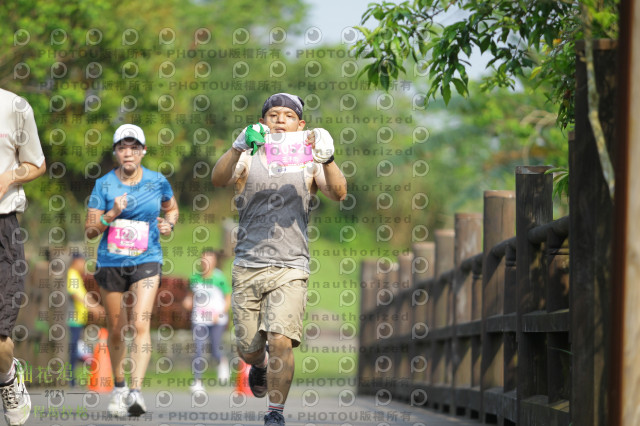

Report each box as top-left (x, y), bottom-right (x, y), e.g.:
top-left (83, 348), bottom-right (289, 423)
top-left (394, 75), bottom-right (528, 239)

top-left (113, 124), bottom-right (145, 146)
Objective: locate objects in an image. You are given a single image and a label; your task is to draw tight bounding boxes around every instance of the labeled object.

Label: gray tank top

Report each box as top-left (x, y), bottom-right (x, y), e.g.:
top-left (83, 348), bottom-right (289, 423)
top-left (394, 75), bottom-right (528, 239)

top-left (234, 154), bottom-right (311, 273)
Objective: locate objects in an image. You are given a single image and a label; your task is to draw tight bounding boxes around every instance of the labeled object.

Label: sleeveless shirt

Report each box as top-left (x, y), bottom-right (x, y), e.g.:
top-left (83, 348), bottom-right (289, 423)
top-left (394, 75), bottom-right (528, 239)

top-left (234, 153), bottom-right (312, 273)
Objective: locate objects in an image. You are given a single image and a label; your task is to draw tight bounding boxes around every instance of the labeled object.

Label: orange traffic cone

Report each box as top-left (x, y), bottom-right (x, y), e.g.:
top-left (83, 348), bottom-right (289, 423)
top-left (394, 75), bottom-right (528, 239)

top-left (86, 328), bottom-right (114, 393)
top-left (235, 360), bottom-right (251, 395)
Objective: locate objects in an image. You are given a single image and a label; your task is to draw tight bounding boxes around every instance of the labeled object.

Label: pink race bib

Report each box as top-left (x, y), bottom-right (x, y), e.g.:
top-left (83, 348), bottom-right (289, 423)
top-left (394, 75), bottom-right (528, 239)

top-left (107, 219), bottom-right (149, 256)
top-left (264, 131), bottom-right (313, 175)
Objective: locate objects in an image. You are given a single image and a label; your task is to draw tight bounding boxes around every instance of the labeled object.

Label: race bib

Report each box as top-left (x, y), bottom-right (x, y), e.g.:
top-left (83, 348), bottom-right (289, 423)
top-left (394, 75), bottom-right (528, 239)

top-left (107, 219), bottom-right (149, 256)
top-left (264, 131), bottom-right (313, 175)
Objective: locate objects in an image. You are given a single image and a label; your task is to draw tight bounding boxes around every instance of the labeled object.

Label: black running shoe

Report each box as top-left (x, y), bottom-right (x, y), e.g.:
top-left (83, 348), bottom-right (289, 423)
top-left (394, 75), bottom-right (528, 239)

top-left (248, 346), bottom-right (268, 398)
top-left (264, 411), bottom-right (285, 425)
top-left (126, 390), bottom-right (147, 417)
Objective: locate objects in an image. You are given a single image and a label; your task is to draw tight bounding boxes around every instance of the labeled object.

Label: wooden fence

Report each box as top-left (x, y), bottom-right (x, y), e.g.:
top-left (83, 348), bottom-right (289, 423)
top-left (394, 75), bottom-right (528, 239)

top-left (357, 41), bottom-right (617, 426)
top-left (358, 166), bottom-right (571, 425)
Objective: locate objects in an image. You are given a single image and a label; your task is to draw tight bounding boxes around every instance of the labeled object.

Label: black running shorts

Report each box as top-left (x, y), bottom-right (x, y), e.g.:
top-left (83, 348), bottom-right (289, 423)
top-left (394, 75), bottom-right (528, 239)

top-left (94, 262), bottom-right (162, 293)
top-left (0, 213), bottom-right (26, 337)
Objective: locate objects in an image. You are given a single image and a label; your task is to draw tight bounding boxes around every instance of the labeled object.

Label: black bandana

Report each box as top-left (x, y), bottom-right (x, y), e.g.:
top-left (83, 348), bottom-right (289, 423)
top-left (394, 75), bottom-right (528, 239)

top-left (261, 93), bottom-right (304, 119)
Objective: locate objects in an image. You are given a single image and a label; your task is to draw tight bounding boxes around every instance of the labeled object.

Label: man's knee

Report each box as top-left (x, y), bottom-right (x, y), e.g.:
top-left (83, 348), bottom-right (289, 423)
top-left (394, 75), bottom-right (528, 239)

top-left (267, 332), bottom-right (292, 351)
top-left (237, 347), bottom-right (266, 365)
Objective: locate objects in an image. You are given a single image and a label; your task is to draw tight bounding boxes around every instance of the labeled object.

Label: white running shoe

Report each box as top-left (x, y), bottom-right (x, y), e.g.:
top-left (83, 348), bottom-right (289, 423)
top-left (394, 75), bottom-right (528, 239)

top-left (126, 389), bottom-right (146, 417)
top-left (0, 359), bottom-right (30, 426)
top-left (189, 379), bottom-right (205, 394)
top-left (217, 357), bottom-right (230, 382)
top-left (107, 385), bottom-right (129, 418)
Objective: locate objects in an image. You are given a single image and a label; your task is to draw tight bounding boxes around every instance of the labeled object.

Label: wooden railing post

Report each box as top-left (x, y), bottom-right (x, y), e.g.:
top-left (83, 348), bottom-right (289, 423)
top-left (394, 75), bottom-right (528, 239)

top-left (397, 252), bottom-right (414, 339)
top-left (434, 229), bottom-right (455, 330)
top-left (613, 5), bottom-right (639, 422)
top-left (454, 213), bottom-right (483, 325)
top-left (431, 229), bottom-right (455, 411)
top-left (572, 40), bottom-right (617, 426)
top-left (480, 190), bottom-right (515, 423)
top-left (357, 259), bottom-right (378, 395)
top-left (377, 260), bottom-right (397, 392)
top-left (411, 242), bottom-right (434, 387)
top-left (397, 252), bottom-right (414, 392)
top-left (515, 165), bottom-right (553, 422)
top-left (452, 213), bottom-right (483, 416)
top-left (412, 242), bottom-right (435, 350)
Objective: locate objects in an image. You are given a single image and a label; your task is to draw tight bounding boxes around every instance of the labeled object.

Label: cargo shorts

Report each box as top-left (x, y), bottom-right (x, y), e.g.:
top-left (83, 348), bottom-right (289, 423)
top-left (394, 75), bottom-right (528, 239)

top-left (231, 265), bottom-right (308, 353)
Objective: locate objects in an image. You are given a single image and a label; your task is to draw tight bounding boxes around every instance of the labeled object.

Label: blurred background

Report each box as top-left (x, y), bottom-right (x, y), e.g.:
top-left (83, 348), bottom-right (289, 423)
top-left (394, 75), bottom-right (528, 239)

top-left (0, 0), bottom-right (567, 390)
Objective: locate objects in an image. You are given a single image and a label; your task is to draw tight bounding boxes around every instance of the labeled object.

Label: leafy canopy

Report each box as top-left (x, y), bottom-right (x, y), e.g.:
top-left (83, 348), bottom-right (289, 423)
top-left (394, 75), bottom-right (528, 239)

top-left (353, 0), bottom-right (619, 128)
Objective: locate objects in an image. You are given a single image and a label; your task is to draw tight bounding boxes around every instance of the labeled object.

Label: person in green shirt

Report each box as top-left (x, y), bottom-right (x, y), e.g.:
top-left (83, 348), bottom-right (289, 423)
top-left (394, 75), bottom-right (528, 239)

top-left (182, 249), bottom-right (231, 393)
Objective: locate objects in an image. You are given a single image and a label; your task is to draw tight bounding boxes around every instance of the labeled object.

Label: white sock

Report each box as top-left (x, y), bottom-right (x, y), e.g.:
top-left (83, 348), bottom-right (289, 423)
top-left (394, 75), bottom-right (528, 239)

top-left (0, 362), bottom-right (15, 385)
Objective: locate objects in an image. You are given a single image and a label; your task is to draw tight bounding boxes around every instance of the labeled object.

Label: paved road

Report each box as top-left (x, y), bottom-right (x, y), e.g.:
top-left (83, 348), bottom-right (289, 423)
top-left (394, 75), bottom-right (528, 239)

top-left (28, 385), bottom-right (477, 425)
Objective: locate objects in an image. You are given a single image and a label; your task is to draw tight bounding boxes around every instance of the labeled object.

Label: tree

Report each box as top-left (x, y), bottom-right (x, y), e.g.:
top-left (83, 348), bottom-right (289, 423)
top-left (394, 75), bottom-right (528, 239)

top-left (0, 0), bottom-right (307, 240)
top-left (353, 0), bottom-right (619, 129)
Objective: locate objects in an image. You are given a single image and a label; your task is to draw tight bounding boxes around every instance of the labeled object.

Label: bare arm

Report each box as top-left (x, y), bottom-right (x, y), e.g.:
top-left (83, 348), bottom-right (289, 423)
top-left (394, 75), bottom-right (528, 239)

top-left (0, 160), bottom-right (47, 200)
top-left (314, 162), bottom-right (348, 202)
top-left (84, 193), bottom-right (128, 239)
top-left (158, 196), bottom-right (179, 236)
top-left (211, 148), bottom-right (244, 187)
top-left (182, 292), bottom-right (193, 312)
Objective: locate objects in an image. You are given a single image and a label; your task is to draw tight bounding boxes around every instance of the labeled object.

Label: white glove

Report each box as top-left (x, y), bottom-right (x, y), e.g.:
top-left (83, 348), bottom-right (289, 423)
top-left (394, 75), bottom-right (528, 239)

top-left (232, 127), bottom-right (249, 152)
top-left (232, 123), bottom-right (270, 152)
top-left (308, 128), bottom-right (334, 163)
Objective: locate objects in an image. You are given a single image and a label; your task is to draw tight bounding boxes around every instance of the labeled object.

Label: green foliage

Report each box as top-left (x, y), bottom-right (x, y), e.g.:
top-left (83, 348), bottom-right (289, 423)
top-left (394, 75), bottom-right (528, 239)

top-left (0, 0), bottom-right (307, 236)
top-left (415, 79), bottom-right (568, 221)
top-left (546, 167), bottom-right (569, 201)
top-left (2, 0), bottom-right (571, 261)
top-left (353, 0), bottom-right (619, 128)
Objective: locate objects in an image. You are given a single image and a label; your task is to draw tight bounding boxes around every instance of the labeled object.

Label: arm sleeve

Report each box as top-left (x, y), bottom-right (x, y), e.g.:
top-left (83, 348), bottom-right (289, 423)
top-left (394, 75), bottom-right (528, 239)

top-left (87, 180), bottom-right (106, 210)
top-left (17, 105), bottom-right (45, 167)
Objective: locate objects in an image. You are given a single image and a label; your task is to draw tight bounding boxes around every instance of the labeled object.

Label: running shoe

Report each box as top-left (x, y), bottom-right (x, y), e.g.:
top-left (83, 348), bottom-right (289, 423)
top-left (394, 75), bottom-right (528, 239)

top-left (264, 411), bottom-right (285, 425)
top-left (0, 359), bottom-right (30, 426)
top-left (248, 346), bottom-right (269, 398)
top-left (126, 389), bottom-right (147, 417)
top-left (107, 385), bottom-right (129, 418)
top-left (189, 379), bottom-right (205, 394)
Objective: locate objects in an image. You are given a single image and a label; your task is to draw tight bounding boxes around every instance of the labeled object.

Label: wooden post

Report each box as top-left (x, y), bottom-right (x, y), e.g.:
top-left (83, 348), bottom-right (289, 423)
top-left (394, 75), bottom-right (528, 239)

top-left (612, 2), bottom-right (640, 425)
top-left (516, 165), bottom-right (553, 422)
top-left (412, 242), bottom-right (434, 386)
top-left (482, 191), bottom-right (515, 318)
top-left (395, 253), bottom-right (413, 400)
top-left (572, 39), bottom-right (617, 426)
top-left (412, 241), bottom-right (434, 334)
top-left (358, 259), bottom-right (377, 395)
top-left (378, 262), bottom-right (396, 388)
top-left (453, 213), bottom-right (483, 416)
top-left (454, 213), bottom-right (483, 325)
top-left (397, 252), bottom-right (414, 337)
top-left (412, 242), bottom-right (435, 283)
top-left (434, 229), bottom-right (455, 329)
top-left (480, 190), bottom-right (515, 421)
top-left (504, 244), bottom-right (518, 394)
top-left (431, 229), bottom-right (455, 410)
